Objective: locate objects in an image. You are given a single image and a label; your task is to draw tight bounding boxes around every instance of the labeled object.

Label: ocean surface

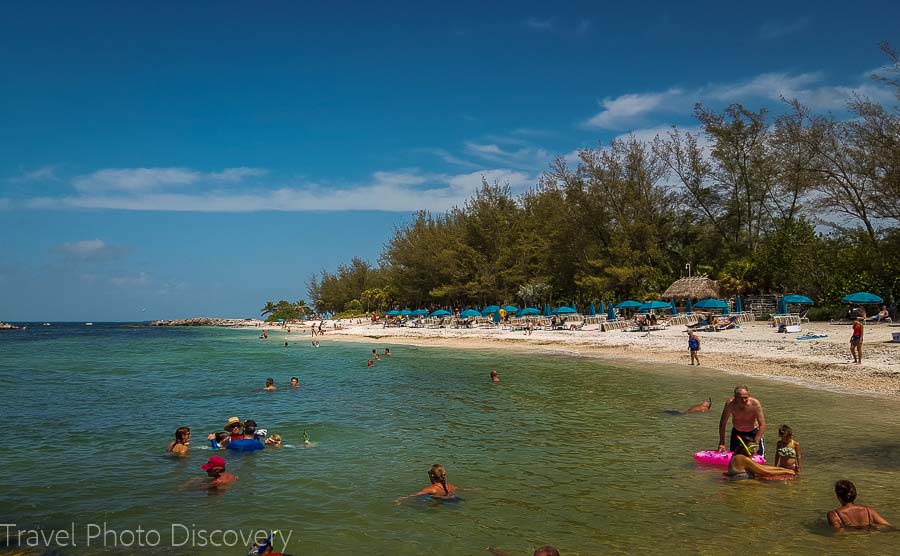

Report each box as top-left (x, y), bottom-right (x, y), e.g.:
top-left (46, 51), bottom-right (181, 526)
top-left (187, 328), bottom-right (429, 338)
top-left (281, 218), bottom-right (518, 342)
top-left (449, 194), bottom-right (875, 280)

top-left (2, 323), bottom-right (899, 555)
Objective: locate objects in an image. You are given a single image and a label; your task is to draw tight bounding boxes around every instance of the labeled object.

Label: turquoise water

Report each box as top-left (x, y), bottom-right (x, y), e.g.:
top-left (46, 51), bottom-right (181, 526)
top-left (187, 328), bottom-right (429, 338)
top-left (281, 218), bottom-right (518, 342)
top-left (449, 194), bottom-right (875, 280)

top-left (2, 323), bottom-right (899, 555)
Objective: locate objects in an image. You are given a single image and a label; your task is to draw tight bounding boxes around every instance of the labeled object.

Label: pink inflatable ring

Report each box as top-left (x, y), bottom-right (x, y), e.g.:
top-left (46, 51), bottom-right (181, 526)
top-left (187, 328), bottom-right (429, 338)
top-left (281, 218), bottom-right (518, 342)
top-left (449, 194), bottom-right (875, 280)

top-left (693, 450), bottom-right (765, 465)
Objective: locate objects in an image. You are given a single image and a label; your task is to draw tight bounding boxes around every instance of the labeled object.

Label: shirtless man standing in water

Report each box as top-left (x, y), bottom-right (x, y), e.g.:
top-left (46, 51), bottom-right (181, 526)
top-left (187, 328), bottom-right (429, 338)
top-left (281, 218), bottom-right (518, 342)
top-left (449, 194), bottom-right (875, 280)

top-left (717, 385), bottom-right (766, 457)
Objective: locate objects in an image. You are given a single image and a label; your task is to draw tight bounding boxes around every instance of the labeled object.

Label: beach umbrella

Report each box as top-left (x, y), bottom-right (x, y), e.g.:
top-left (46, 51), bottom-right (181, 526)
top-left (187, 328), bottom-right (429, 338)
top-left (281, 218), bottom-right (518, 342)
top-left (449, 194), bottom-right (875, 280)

top-left (671, 299), bottom-right (679, 316)
top-left (387, 310), bottom-right (401, 316)
top-left (776, 298), bottom-right (788, 315)
top-left (552, 306), bottom-right (577, 314)
top-left (519, 307), bottom-right (540, 316)
top-left (693, 298), bottom-right (728, 310)
top-left (722, 303), bottom-right (730, 316)
top-left (481, 305), bottom-right (500, 315)
top-left (399, 310), bottom-right (412, 316)
top-left (503, 305), bottom-right (519, 313)
top-left (543, 304), bottom-right (551, 316)
top-left (599, 301), bottom-right (606, 314)
top-left (841, 291), bottom-right (883, 304)
top-left (783, 294), bottom-right (814, 305)
top-left (685, 299), bottom-right (693, 314)
top-left (275, 318), bottom-right (285, 322)
top-left (607, 303), bottom-right (617, 321)
top-left (460, 309), bottom-right (481, 318)
top-left (615, 300), bottom-right (642, 309)
top-left (411, 309), bottom-right (429, 316)
top-left (492, 310), bottom-right (501, 323)
top-left (734, 296), bottom-right (744, 313)
top-left (643, 300), bottom-right (673, 311)
top-left (588, 302), bottom-right (596, 316)
top-left (429, 309), bottom-right (451, 317)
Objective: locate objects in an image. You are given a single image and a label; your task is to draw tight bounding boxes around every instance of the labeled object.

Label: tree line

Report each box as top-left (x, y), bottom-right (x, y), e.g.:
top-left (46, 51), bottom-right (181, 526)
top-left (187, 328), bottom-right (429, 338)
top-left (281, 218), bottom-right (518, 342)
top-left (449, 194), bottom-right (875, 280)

top-left (297, 45), bottom-right (899, 320)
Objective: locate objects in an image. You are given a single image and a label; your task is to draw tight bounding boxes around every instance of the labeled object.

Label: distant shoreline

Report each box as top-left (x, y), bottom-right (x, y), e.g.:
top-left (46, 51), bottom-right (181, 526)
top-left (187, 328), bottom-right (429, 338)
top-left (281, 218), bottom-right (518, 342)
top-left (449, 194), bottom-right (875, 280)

top-left (237, 319), bottom-right (900, 398)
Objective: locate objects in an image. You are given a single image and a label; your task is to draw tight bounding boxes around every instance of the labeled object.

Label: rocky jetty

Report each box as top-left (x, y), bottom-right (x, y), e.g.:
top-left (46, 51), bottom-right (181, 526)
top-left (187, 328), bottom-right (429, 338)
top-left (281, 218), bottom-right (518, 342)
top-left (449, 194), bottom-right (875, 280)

top-left (0, 322), bottom-right (22, 330)
top-left (150, 317), bottom-right (257, 327)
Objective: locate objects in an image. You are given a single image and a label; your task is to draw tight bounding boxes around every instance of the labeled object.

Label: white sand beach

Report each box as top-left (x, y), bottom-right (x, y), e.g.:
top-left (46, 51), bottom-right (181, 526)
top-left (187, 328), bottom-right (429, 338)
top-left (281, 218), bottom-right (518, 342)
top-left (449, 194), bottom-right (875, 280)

top-left (257, 319), bottom-right (900, 397)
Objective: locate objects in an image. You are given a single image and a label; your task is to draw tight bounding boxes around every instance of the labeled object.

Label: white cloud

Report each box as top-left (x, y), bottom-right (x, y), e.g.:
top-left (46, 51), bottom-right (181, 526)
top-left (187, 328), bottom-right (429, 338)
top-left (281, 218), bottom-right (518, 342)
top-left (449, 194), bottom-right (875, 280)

top-left (464, 142), bottom-right (552, 169)
top-left (59, 239), bottom-right (107, 256)
top-left (10, 165), bottom-right (59, 183)
top-left (72, 166), bottom-right (266, 192)
top-left (109, 272), bottom-right (152, 288)
top-left (523, 17), bottom-right (555, 31)
top-left (209, 167), bottom-right (268, 182)
top-left (57, 239), bottom-right (127, 260)
top-left (583, 70), bottom-right (896, 129)
top-left (27, 168), bottom-right (536, 213)
top-left (584, 89), bottom-right (684, 129)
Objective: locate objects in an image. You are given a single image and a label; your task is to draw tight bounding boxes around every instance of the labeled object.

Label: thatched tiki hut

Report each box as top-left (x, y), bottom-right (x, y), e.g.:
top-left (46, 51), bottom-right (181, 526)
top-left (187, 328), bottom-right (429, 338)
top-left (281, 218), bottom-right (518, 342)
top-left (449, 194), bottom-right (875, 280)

top-left (662, 276), bottom-right (720, 299)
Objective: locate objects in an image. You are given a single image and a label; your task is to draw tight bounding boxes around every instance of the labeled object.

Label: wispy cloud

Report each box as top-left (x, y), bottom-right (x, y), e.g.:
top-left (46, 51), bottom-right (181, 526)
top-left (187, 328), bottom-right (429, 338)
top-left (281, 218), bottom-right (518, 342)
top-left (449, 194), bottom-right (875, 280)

top-left (584, 89), bottom-right (684, 129)
top-left (523, 17), bottom-right (555, 31)
top-left (109, 272), bottom-right (152, 288)
top-left (72, 167), bottom-right (267, 192)
top-left (56, 239), bottom-right (128, 261)
top-left (418, 148), bottom-right (484, 170)
top-left (27, 168), bottom-right (535, 213)
top-left (583, 71), bottom-right (895, 129)
top-left (10, 165), bottom-right (59, 183)
top-left (464, 142), bottom-right (552, 169)
top-left (758, 17), bottom-right (811, 40)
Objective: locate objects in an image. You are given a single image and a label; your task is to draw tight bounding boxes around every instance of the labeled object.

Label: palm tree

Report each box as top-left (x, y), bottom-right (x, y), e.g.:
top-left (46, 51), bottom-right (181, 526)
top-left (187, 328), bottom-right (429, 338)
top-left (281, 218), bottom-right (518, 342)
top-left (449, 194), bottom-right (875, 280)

top-left (260, 301), bottom-right (276, 318)
top-left (293, 299), bottom-right (310, 319)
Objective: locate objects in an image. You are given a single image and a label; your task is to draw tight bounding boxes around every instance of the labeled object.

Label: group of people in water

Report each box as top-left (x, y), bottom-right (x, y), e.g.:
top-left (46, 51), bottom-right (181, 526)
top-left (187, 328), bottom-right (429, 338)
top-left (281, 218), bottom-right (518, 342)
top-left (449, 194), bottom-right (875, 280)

top-left (693, 384), bottom-right (891, 530)
top-left (166, 413), bottom-right (307, 492)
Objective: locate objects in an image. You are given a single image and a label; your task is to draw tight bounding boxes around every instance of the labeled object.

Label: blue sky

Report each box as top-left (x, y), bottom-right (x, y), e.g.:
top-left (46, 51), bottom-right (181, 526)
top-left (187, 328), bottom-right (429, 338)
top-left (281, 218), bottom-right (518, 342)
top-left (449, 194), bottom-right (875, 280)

top-left (2, 0), bottom-right (898, 320)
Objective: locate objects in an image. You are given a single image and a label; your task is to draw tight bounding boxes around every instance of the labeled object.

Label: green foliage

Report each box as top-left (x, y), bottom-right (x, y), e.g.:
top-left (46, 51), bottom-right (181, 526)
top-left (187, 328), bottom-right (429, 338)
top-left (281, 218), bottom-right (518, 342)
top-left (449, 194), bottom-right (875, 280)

top-left (270, 48), bottom-right (900, 312)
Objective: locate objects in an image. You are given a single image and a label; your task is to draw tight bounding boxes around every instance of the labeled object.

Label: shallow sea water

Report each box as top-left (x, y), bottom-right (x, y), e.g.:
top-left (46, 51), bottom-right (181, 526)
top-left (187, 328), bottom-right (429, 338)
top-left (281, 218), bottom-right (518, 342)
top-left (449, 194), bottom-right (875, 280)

top-left (2, 323), bottom-right (899, 555)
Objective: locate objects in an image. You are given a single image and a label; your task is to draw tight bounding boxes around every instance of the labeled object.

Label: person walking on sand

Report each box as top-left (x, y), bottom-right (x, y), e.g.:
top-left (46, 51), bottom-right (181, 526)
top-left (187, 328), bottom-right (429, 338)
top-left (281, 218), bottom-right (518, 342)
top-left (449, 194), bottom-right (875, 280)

top-left (688, 331), bottom-right (701, 366)
top-left (850, 317), bottom-right (863, 364)
top-left (718, 385), bottom-right (766, 457)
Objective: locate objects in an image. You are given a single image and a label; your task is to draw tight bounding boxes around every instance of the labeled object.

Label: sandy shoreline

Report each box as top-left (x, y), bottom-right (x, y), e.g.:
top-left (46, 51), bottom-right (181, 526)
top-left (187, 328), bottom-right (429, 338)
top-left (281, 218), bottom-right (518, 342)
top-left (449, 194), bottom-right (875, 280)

top-left (250, 319), bottom-right (900, 397)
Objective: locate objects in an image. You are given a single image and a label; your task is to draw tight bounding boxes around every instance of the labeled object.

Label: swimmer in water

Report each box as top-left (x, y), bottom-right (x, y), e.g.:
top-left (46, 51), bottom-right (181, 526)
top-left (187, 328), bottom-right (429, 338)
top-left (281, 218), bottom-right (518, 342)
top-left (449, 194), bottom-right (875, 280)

top-left (166, 426), bottom-right (191, 456)
top-left (686, 398), bottom-right (712, 413)
top-left (209, 431), bottom-right (229, 449)
top-left (264, 433), bottom-right (283, 447)
top-left (263, 377), bottom-right (277, 391)
top-left (367, 359), bottom-right (374, 367)
top-left (488, 546), bottom-right (560, 556)
top-left (290, 376), bottom-right (299, 388)
top-left (725, 443), bottom-right (795, 480)
top-left (490, 370), bottom-right (500, 383)
top-left (303, 431), bottom-right (311, 446)
top-left (384, 348), bottom-right (391, 356)
top-left (401, 464), bottom-right (458, 500)
top-left (182, 456), bottom-right (238, 491)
